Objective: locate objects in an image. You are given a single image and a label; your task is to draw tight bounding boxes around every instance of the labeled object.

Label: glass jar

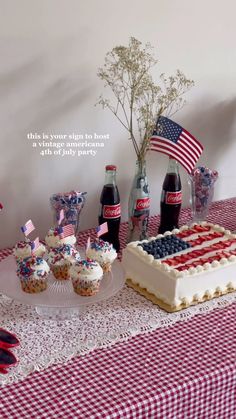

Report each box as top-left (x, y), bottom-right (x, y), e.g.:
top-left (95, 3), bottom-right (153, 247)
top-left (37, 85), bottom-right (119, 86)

top-left (189, 167), bottom-right (218, 223)
top-left (50, 190), bottom-right (87, 236)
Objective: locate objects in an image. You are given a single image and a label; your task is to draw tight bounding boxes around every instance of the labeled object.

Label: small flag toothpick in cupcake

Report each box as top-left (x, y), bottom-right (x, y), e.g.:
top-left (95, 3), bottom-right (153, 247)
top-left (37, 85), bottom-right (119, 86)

top-left (58, 224), bottom-right (74, 239)
top-left (96, 222), bottom-right (108, 238)
top-left (30, 237), bottom-right (40, 254)
top-left (21, 220), bottom-right (35, 237)
top-left (57, 209), bottom-right (64, 225)
top-left (86, 236), bottom-right (91, 252)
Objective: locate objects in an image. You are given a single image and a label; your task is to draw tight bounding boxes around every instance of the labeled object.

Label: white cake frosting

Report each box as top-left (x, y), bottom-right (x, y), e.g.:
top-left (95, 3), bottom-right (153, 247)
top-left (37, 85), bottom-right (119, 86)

top-left (47, 244), bottom-right (80, 266)
top-left (86, 239), bottom-right (117, 268)
top-left (14, 241), bottom-right (46, 260)
top-left (17, 256), bottom-right (50, 280)
top-left (69, 259), bottom-right (103, 281)
top-left (122, 222), bottom-right (236, 309)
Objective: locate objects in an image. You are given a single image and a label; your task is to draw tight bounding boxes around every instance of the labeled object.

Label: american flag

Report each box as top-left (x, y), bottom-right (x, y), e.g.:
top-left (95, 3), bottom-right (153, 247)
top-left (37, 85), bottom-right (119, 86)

top-left (58, 224), bottom-right (74, 239)
top-left (30, 237), bottom-right (40, 253)
top-left (21, 219), bottom-right (35, 236)
top-left (96, 222), bottom-right (108, 238)
top-left (0, 203), bottom-right (3, 211)
top-left (149, 116), bottom-right (204, 173)
top-left (57, 209), bottom-right (64, 225)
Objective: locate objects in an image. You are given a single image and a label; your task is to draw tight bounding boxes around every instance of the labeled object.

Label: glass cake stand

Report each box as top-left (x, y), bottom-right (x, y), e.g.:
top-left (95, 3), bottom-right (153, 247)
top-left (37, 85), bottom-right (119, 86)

top-left (0, 255), bottom-right (125, 320)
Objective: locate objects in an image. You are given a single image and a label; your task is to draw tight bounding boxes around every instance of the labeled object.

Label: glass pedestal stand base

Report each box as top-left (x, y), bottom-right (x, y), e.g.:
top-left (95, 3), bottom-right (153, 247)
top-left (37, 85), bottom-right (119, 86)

top-left (0, 256), bottom-right (125, 321)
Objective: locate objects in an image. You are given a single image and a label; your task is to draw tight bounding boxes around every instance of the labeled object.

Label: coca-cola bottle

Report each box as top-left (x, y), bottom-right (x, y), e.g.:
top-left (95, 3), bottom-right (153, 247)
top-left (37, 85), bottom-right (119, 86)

top-left (128, 159), bottom-right (150, 242)
top-left (98, 165), bottom-right (121, 251)
top-left (158, 158), bottom-right (182, 234)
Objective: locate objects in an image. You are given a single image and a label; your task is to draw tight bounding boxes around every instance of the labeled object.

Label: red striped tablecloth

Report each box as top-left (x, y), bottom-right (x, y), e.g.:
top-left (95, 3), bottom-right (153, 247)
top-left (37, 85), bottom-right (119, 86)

top-left (0, 198), bottom-right (236, 419)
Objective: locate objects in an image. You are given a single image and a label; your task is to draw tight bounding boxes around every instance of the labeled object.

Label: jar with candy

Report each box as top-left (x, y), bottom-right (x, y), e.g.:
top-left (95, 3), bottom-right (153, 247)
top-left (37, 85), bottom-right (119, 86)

top-left (189, 166), bottom-right (218, 223)
top-left (50, 191), bottom-right (87, 236)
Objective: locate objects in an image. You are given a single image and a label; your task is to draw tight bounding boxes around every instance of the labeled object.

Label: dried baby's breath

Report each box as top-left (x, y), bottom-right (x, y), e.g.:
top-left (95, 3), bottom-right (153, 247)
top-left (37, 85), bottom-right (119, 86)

top-left (97, 37), bottom-right (194, 161)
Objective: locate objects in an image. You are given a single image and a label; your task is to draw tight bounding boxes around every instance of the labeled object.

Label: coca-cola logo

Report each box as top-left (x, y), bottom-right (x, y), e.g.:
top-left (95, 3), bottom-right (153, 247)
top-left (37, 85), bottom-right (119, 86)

top-left (166, 191), bottom-right (182, 205)
top-left (136, 198), bottom-right (150, 211)
top-left (103, 204), bottom-right (121, 219)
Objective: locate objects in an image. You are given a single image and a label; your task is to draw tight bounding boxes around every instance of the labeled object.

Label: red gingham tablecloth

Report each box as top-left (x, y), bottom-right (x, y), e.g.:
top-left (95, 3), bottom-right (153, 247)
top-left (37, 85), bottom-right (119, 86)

top-left (0, 198), bottom-right (236, 419)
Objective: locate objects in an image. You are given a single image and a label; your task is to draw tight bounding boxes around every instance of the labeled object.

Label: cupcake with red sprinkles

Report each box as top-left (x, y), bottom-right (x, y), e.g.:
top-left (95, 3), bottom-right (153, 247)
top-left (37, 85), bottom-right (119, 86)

top-left (86, 239), bottom-right (117, 273)
top-left (45, 227), bottom-right (76, 249)
top-left (47, 244), bottom-right (81, 280)
top-left (69, 259), bottom-right (103, 296)
top-left (13, 241), bottom-right (46, 262)
top-left (17, 256), bottom-right (50, 293)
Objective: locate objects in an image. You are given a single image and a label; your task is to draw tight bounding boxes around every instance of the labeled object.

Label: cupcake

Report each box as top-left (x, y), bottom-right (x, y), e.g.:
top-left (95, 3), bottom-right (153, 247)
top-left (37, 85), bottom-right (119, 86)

top-left (17, 256), bottom-right (50, 293)
top-left (13, 241), bottom-right (46, 262)
top-left (69, 259), bottom-right (103, 296)
top-left (47, 244), bottom-right (81, 280)
top-left (45, 227), bottom-right (76, 249)
top-left (86, 239), bottom-right (117, 273)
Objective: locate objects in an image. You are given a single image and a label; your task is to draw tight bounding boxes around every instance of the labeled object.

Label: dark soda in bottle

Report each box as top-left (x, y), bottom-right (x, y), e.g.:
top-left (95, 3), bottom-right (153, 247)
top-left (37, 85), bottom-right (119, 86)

top-left (158, 158), bottom-right (182, 234)
top-left (98, 165), bottom-right (121, 251)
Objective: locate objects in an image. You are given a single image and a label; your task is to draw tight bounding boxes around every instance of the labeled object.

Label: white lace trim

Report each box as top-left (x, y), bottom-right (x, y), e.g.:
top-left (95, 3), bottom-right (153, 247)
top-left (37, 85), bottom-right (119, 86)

top-left (0, 287), bottom-right (235, 386)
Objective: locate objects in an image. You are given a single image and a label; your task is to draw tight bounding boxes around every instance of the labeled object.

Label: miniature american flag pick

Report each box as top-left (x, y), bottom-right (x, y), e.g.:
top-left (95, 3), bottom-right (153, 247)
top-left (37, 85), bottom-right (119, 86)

top-left (59, 224), bottom-right (74, 239)
top-left (21, 220), bottom-right (35, 237)
top-left (86, 236), bottom-right (91, 252)
top-left (30, 237), bottom-right (40, 253)
top-left (57, 209), bottom-right (64, 225)
top-left (149, 116), bottom-right (204, 174)
top-left (96, 222), bottom-right (108, 238)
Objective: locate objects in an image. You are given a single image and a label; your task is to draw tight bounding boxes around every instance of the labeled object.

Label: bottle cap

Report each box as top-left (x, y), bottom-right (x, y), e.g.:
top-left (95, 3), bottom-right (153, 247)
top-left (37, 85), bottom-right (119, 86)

top-left (105, 165), bottom-right (117, 171)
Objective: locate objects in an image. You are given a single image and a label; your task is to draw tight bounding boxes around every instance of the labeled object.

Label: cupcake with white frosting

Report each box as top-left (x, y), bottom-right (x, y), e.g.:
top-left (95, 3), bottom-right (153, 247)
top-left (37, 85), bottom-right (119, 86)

top-left (45, 227), bottom-right (76, 249)
top-left (47, 244), bottom-right (81, 280)
top-left (70, 259), bottom-right (103, 296)
top-left (86, 239), bottom-right (117, 273)
top-left (13, 241), bottom-right (46, 262)
top-left (17, 256), bottom-right (50, 293)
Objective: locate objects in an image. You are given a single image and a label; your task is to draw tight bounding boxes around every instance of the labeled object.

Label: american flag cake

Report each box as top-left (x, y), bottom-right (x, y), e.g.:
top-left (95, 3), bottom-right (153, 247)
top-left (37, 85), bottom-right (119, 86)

top-left (122, 222), bottom-right (236, 312)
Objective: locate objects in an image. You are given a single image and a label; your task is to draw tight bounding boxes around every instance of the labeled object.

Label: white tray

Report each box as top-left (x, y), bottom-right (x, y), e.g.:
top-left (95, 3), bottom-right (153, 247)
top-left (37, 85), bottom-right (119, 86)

top-left (0, 255), bottom-right (125, 319)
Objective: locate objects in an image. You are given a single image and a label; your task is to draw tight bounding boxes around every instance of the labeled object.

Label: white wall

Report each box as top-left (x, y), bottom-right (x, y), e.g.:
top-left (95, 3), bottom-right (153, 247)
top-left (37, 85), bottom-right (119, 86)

top-left (1, 0), bottom-right (236, 248)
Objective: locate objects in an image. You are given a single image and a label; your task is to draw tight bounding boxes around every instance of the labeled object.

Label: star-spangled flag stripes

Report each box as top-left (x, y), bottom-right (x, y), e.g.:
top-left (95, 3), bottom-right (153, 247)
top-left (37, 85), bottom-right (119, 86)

top-left (149, 116), bottom-right (204, 173)
top-left (57, 209), bottom-right (64, 226)
top-left (96, 222), bottom-right (108, 238)
top-left (30, 237), bottom-right (40, 253)
top-left (58, 224), bottom-right (74, 239)
top-left (21, 220), bottom-right (35, 237)
top-left (0, 203), bottom-right (3, 211)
